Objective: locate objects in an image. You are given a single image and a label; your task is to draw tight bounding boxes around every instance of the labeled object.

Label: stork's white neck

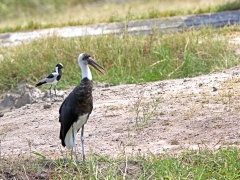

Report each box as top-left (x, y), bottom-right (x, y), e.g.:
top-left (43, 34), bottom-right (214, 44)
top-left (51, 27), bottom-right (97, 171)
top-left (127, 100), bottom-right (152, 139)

top-left (79, 63), bottom-right (92, 80)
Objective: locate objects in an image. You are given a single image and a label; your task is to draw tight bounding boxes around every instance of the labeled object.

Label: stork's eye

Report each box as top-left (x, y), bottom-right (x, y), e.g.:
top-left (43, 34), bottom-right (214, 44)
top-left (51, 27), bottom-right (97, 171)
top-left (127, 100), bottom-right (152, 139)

top-left (83, 57), bottom-right (89, 61)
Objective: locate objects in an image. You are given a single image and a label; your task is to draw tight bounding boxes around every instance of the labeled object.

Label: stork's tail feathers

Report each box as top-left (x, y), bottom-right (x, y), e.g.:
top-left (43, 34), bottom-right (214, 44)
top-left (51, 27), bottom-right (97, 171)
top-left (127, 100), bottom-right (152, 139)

top-left (60, 133), bottom-right (66, 147)
top-left (35, 81), bottom-right (46, 87)
top-left (59, 127), bottom-right (73, 149)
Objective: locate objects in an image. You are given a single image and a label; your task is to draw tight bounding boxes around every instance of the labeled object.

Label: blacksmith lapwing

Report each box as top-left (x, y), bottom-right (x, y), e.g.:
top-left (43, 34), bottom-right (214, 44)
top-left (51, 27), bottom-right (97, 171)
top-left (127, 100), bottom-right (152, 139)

top-left (35, 63), bottom-right (64, 95)
top-left (59, 53), bottom-right (105, 161)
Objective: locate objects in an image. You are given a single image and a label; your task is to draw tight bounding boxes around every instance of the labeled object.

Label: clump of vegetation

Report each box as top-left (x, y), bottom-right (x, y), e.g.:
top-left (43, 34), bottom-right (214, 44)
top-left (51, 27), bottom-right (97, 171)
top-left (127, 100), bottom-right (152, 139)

top-left (133, 89), bottom-right (161, 130)
top-left (0, 147), bottom-right (239, 179)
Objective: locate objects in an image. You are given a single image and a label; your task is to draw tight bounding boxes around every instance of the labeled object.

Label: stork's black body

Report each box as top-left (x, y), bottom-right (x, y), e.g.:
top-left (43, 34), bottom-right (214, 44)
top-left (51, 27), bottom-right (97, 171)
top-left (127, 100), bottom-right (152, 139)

top-left (59, 53), bottom-right (105, 161)
top-left (36, 63), bottom-right (64, 95)
top-left (59, 77), bottom-right (93, 147)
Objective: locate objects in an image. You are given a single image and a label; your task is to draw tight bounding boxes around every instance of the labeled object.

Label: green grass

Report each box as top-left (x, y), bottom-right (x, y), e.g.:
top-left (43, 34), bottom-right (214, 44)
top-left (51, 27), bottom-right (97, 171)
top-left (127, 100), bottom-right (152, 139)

top-left (1, 147), bottom-right (239, 179)
top-left (0, 0), bottom-right (239, 33)
top-left (0, 26), bottom-right (239, 93)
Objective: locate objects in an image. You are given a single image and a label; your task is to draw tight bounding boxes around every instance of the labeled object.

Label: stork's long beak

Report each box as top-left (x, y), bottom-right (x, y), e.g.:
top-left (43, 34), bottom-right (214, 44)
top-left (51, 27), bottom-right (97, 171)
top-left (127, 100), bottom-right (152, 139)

top-left (87, 58), bottom-right (105, 74)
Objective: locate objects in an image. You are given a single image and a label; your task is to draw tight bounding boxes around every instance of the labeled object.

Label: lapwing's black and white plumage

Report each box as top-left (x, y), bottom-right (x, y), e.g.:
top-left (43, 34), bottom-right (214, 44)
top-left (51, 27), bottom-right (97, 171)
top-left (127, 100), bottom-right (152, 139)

top-left (59, 53), bottom-right (104, 161)
top-left (36, 63), bottom-right (64, 95)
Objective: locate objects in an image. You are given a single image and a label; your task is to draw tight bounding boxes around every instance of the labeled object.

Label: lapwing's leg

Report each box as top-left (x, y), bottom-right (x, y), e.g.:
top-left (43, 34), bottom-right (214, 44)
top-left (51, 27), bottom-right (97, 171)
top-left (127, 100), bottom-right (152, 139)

top-left (54, 85), bottom-right (57, 96)
top-left (81, 125), bottom-right (85, 161)
top-left (49, 85), bottom-right (52, 96)
top-left (72, 125), bottom-right (79, 161)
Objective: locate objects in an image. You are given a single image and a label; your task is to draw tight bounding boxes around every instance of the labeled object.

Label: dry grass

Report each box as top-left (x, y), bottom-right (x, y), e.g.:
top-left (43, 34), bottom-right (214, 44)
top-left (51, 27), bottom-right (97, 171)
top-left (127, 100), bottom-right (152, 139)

top-left (0, 0), bottom-right (239, 33)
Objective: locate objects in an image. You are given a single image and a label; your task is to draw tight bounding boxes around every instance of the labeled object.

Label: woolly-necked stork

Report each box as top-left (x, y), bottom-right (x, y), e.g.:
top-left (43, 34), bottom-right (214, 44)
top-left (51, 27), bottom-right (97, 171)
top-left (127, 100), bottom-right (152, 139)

top-left (59, 53), bottom-right (104, 161)
top-left (36, 63), bottom-right (64, 95)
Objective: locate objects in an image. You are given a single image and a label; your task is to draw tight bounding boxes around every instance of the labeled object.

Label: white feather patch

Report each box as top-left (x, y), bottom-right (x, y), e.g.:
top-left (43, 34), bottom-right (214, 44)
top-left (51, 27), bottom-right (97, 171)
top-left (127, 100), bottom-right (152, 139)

top-left (64, 113), bottom-right (89, 149)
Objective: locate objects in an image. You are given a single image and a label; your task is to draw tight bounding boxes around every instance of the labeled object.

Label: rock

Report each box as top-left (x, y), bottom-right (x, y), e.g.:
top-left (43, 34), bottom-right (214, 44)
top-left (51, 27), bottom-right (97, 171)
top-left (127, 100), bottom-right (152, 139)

top-left (0, 82), bottom-right (44, 110)
top-left (212, 87), bottom-right (218, 92)
top-left (15, 92), bottom-right (32, 108)
top-left (0, 112), bottom-right (4, 117)
top-left (31, 88), bottom-right (43, 103)
top-left (183, 78), bottom-right (191, 82)
top-left (0, 94), bottom-right (17, 108)
top-left (43, 103), bottom-right (51, 109)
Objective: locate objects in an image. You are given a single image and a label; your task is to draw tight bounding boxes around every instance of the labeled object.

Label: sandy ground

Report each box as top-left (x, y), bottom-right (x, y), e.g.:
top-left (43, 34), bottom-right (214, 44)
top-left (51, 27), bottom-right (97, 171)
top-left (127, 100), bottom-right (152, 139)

top-left (1, 62), bottom-right (240, 159)
top-left (0, 34), bottom-right (240, 159)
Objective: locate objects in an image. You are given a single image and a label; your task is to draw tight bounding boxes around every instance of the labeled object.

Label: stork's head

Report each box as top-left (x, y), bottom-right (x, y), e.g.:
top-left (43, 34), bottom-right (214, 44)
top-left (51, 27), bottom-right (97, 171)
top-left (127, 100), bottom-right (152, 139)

top-left (78, 53), bottom-right (105, 74)
top-left (56, 63), bottom-right (64, 69)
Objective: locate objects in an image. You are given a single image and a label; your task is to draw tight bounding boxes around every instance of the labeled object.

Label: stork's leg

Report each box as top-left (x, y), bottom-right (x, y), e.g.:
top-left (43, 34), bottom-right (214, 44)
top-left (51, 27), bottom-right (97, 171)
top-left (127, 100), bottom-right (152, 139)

top-left (81, 125), bottom-right (85, 161)
top-left (49, 85), bottom-right (52, 96)
top-left (72, 126), bottom-right (79, 161)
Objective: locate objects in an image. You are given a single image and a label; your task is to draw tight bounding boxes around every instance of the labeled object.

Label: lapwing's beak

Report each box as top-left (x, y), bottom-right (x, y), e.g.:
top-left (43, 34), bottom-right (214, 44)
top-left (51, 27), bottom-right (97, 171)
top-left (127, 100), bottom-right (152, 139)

top-left (87, 58), bottom-right (105, 74)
